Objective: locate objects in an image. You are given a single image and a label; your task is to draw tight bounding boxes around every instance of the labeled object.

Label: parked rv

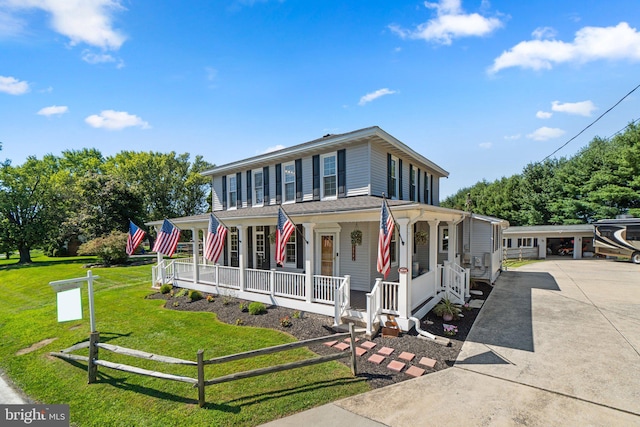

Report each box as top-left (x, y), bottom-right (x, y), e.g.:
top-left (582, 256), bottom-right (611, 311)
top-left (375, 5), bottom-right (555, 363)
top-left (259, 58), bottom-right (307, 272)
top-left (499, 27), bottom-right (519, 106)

top-left (594, 218), bottom-right (640, 264)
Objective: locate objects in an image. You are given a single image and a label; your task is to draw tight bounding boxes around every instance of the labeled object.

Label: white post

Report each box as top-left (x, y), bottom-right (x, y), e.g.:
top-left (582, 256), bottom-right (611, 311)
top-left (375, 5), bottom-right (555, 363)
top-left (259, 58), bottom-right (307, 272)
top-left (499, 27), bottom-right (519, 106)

top-left (87, 270), bottom-right (96, 333)
top-left (192, 228), bottom-right (200, 284)
top-left (447, 220), bottom-right (456, 265)
top-left (155, 226), bottom-right (165, 286)
top-left (428, 220), bottom-right (440, 296)
top-left (397, 218), bottom-right (410, 326)
top-left (237, 225), bottom-right (245, 292)
top-left (303, 223), bottom-right (315, 303)
top-left (573, 236), bottom-right (581, 259)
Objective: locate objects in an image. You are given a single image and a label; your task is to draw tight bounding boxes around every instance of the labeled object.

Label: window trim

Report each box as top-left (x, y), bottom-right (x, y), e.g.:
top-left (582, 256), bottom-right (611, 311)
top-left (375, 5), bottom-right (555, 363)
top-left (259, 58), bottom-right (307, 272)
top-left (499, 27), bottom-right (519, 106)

top-left (320, 152), bottom-right (337, 200)
top-left (439, 226), bottom-right (449, 253)
top-left (252, 169), bottom-right (264, 207)
top-left (284, 231), bottom-right (297, 267)
top-left (410, 166), bottom-right (416, 201)
top-left (227, 174), bottom-right (237, 210)
top-left (282, 161), bottom-right (296, 204)
top-left (390, 155), bottom-right (399, 199)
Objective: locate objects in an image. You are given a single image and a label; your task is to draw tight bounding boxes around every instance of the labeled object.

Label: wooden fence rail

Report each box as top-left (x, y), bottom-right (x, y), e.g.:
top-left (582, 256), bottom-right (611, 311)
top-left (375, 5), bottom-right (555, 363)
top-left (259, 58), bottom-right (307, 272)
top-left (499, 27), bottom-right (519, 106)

top-left (50, 324), bottom-right (358, 408)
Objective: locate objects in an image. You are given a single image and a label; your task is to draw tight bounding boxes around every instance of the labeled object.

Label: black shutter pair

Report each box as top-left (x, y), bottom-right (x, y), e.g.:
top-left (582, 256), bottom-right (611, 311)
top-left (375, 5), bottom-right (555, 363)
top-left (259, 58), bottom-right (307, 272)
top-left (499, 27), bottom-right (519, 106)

top-left (222, 176), bottom-right (227, 210)
top-left (263, 166), bottom-right (270, 205)
top-left (386, 154), bottom-right (402, 198)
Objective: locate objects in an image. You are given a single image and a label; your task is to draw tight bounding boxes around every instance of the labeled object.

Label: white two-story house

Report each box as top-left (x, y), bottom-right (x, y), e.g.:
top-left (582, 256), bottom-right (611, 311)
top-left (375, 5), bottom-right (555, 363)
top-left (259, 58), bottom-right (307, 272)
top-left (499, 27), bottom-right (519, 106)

top-left (149, 126), bottom-right (506, 333)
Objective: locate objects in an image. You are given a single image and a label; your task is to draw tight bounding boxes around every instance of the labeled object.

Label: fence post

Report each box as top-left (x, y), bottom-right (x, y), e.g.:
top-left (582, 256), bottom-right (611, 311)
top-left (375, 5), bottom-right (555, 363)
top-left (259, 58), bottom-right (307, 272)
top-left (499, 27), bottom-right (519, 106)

top-left (348, 323), bottom-right (357, 376)
top-left (88, 331), bottom-right (100, 384)
top-left (270, 269), bottom-right (275, 297)
top-left (197, 349), bottom-right (205, 408)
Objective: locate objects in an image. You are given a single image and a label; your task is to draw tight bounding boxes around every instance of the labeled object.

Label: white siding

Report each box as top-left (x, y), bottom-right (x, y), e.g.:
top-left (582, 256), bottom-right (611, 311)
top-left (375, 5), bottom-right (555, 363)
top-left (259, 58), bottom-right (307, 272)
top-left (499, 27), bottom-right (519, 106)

top-left (370, 144), bottom-right (388, 198)
top-left (345, 143), bottom-right (371, 197)
top-left (432, 176), bottom-right (440, 206)
top-left (302, 157), bottom-right (313, 202)
top-left (339, 222), bottom-right (373, 291)
top-left (212, 176), bottom-right (223, 211)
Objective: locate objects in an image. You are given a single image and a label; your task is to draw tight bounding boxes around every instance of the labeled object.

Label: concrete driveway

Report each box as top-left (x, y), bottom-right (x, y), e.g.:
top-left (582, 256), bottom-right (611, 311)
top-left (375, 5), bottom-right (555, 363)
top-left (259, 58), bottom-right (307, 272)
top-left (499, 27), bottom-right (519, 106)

top-left (264, 259), bottom-right (640, 426)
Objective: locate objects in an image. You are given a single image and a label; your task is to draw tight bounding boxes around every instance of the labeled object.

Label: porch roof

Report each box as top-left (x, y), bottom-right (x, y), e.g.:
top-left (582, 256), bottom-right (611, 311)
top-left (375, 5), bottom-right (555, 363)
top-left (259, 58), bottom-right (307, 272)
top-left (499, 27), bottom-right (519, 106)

top-left (146, 196), bottom-right (467, 228)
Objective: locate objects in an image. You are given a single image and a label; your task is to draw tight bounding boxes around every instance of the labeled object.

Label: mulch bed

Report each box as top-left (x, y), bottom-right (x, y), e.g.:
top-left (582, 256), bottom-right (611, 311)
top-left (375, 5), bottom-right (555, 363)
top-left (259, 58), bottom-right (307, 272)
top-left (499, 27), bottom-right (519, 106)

top-left (147, 282), bottom-right (492, 389)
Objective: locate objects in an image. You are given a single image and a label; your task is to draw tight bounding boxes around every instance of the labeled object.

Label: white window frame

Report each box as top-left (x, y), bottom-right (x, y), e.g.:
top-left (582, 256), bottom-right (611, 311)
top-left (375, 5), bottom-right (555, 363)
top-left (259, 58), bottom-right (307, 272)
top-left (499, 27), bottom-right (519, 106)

top-left (230, 227), bottom-right (239, 266)
top-left (410, 167), bottom-right (416, 201)
top-left (321, 152), bottom-right (337, 200)
top-left (254, 225), bottom-right (266, 267)
top-left (285, 231), bottom-right (296, 267)
top-left (253, 169), bottom-right (264, 207)
top-left (283, 161), bottom-right (296, 203)
top-left (519, 237), bottom-right (534, 248)
top-left (390, 155), bottom-right (399, 199)
top-left (390, 228), bottom-right (398, 266)
top-left (228, 175), bottom-right (237, 210)
top-left (439, 226), bottom-right (449, 253)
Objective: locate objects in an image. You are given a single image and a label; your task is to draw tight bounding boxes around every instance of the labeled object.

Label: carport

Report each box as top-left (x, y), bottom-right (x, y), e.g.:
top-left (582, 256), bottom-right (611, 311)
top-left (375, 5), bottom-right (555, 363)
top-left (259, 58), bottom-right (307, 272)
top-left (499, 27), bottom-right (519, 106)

top-left (503, 224), bottom-right (595, 259)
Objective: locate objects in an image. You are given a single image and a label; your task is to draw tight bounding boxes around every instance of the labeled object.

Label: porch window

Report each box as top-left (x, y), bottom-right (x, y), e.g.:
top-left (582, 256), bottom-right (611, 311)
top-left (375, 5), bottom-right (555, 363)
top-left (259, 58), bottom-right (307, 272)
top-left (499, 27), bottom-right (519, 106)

top-left (518, 238), bottom-right (537, 248)
top-left (228, 175), bottom-right (237, 209)
top-left (389, 156), bottom-right (398, 199)
top-left (253, 170), bottom-right (264, 206)
top-left (493, 224), bottom-right (500, 251)
top-left (390, 229), bottom-right (398, 265)
top-left (230, 227), bottom-right (239, 267)
top-left (503, 238), bottom-right (512, 248)
top-left (439, 227), bottom-right (449, 253)
top-left (255, 225), bottom-right (265, 267)
top-left (321, 153), bottom-right (337, 199)
top-left (285, 232), bottom-right (296, 265)
top-left (283, 162), bottom-right (295, 203)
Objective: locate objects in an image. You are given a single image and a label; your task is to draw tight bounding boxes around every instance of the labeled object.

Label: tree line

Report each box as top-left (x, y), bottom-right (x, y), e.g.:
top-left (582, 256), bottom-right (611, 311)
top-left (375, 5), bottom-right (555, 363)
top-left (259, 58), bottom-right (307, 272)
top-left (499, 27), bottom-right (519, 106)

top-left (442, 122), bottom-right (640, 226)
top-left (0, 148), bottom-right (212, 263)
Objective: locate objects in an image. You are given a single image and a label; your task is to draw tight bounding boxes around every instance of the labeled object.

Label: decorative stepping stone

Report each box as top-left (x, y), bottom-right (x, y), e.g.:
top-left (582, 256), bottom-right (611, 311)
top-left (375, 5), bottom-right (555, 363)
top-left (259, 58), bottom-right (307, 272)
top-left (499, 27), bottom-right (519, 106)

top-left (355, 347), bottom-right (367, 357)
top-left (387, 360), bottom-right (405, 372)
top-left (398, 351), bottom-right (415, 362)
top-left (360, 341), bottom-right (377, 350)
top-left (333, 342), bottom-right (350, 351)
top-left (419, 357), bottom-right (437, 368)
top-left (368, 354), bottom-right (385, 364)
top-left (344, 337), bottom-right (360, 343)
top-left (377, 346), bottom-right (394, 356)
top-left (405, 366), bottom-right (425, 378)
top-left (323, 340), bottom-right (338, 347)
top-left (469, 299), bottom-right (485, 309)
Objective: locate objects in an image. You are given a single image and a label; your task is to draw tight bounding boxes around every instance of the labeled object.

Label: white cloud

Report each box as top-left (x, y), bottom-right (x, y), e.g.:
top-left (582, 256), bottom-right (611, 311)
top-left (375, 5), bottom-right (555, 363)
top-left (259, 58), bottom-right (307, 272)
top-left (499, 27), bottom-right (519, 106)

top-left (551, 100), bottom-right (596, 117)
top-left (37, 105), bottom-right (68, 116)
top-left (85, 110), bottom-right (149, 130)
top-left (3, 0), bottom-right (127, 50)
top-left (0, 9), bottom-right (25, 36)
top-left (479, 142), bottom-right (492, 149)
top-left (536, 111), bottom-right (552, 119)
top-left (260, 144), bottom-right (286, 154)
top-left (389, 0), bottom-right (502, 45)
top-left (504, 134), bottom-right (521, 140)
top-left (490, 22), bottom-right (640, 73)
top-left (532, 26), bottom-right (556, 40)
top-left (527, 127), bottom-right (565, 141)
top-left (0, 75), bottom-right (29, 94)
top-left (358, 88), bottom-right (397, 106)
top-left (81, 50), bottom-right (123, 67)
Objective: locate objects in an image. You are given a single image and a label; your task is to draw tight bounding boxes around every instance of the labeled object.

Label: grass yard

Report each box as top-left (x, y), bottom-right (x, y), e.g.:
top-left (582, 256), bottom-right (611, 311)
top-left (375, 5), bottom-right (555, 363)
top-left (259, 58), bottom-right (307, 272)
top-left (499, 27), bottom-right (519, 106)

top-left (0, 253), bottom-right (368, 426)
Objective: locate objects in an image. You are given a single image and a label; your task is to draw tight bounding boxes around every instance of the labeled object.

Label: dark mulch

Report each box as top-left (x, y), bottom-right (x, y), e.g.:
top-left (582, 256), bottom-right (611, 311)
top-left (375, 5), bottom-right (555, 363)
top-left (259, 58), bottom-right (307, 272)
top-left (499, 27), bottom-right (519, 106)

top-left (147, 282), bottom-right (492, 389)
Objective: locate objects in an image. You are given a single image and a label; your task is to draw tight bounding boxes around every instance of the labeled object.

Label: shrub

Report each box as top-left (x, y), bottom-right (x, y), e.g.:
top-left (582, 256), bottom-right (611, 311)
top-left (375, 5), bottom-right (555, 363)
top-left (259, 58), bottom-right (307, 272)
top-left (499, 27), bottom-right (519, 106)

top-left (206, 295), bottom-right (215, 303)
top-left (433, 298), bottom-right (462, 320)
top-left (160, 284), bottom-right (172, 294)
top-left (222, 296), bottom-right (233, 306)
top-left (77, 232), bottom-right (128, 265)
top-left (248, 302), bottom-right (267, 315)
top-left (292, 310), bottom-right (301, 319)
top-left (188, 290), bottom-right (203, 302)
top-left (239, 302), bottom-right (249, 312)
top-left (235, 318), bottom-right (244, 326)
top-left (280, 316), bottom-right (292, 327)
top-left (172, 302), bottom-right (180, 307)
top-left (174, 288), bottom-right (188, 298)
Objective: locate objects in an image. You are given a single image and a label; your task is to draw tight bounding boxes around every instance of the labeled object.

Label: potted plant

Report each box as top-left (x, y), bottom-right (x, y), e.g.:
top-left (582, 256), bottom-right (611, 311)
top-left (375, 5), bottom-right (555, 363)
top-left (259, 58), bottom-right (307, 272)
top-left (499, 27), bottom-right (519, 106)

top-left (350, 229), bottom-right (362, 246)
top-left (433, 298), bottom-right (462, 322)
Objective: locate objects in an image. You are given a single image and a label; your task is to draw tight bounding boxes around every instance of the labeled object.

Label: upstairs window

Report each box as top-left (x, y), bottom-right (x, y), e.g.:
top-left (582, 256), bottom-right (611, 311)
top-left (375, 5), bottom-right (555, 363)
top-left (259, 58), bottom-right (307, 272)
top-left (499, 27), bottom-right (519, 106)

top-left (321, 153), bottom-right (337, 199)
top-left (253, 170), bottom-right (264, 206)
top-left (228, 175), bottom-right (237, 209)
top-left (410, 167), bottom-right (416, 201)
top-left (283, 162), bottom-right (295, 203)
top-left (390, 156), bottom-right (398, 199)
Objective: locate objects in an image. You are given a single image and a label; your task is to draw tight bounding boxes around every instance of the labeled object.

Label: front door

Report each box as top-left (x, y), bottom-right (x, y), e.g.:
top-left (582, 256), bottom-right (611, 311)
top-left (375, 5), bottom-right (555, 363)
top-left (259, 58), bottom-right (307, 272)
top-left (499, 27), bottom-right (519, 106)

top-left (320, 234), bottom-right (335, 276)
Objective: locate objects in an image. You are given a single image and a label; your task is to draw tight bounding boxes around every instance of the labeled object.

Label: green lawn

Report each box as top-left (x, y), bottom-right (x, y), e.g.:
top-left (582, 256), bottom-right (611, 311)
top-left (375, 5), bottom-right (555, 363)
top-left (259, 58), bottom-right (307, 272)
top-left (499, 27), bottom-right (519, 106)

top-left (0, 253), bottom-right (368, 426)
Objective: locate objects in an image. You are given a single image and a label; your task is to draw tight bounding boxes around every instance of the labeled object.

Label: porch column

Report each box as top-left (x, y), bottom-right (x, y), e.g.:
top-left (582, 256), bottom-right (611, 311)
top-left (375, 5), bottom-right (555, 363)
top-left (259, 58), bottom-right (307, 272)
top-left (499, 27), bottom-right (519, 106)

top-left (397, 218), bottom-right (411, 327)
top-left (155, 226), bottom-right (165, 285)
top-left (237, 225), bottom-right (245, 291)
top-left (447, 221), bottom-right (456, 264)
top-left (191, 228), bottom-right (200, 284)
top-left (573, 236), bottom-right (582, 259)
top-left (427, 220), bottom-right (439, 272)
top-left (303, 223), bottom-right (315, 303)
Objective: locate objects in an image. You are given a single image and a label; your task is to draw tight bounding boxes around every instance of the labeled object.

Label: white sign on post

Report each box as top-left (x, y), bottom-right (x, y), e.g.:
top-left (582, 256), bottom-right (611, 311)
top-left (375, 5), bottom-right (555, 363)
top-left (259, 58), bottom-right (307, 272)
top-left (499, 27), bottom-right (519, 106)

top-left (56, 285), bottom-right (83, 322)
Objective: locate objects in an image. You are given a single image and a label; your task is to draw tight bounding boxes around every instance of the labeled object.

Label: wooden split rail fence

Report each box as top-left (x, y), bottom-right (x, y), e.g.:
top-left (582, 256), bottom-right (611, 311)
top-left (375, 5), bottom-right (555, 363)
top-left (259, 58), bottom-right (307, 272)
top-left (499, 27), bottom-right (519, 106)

top-left (50, 324), bottom-right (357, 407)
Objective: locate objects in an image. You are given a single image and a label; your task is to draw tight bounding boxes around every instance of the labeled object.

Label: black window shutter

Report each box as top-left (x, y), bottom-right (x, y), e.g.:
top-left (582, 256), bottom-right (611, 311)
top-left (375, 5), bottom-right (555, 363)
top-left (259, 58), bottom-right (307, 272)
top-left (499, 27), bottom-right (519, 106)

top-left (247, 226), bottom-right (253, 269)
top-left (337, 149), bottom-right (346, 198)
top-left (430, 173), bottom-right (434, 204)
top-left (236, 172), bottom-right (242, 208)
top-left (296, 224), bottom-right (304, 269)
top-left (312, 155), bottom-right (320, 201)
top-left (275, 163), bottom-right (282, 204)
top-left (223, 234), bottom-right (228, 265)
top-left (295, 159), bottom-right (303, 202)
top-left (263, 166), bottom-right (270, 205)
top-left (246, 171), bottom-right (252, 207)
top-left (417, 168), bottom-right (421, 203)
top-left (424, 172), bottom-right (429, 204)
top-left (222, 176), bottom-right (227, 210)
top-left (398, 159), bottom-right (403, 199)
top-left (409, 164), bottom-right (415, 201)
top-left (263, 226), bottom-right (271, 269)
top-left (387, 153), bottom-right (392, 197)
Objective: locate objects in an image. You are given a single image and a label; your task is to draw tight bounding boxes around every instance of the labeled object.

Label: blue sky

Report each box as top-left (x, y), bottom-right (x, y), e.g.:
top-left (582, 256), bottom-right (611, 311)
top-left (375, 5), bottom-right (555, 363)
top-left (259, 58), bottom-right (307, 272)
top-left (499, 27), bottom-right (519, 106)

top-left (1, 0), bottom-right (640, 198)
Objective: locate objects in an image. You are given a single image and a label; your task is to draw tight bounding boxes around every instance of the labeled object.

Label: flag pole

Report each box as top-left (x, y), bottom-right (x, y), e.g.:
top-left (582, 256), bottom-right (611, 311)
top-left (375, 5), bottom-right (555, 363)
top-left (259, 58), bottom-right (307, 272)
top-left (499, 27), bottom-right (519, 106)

top-left (382, 193), bottom-right (405, 246)
top-left (210, 211), bottom-right (230, 231)
top-left (279, 205), bottom-right (309, 244)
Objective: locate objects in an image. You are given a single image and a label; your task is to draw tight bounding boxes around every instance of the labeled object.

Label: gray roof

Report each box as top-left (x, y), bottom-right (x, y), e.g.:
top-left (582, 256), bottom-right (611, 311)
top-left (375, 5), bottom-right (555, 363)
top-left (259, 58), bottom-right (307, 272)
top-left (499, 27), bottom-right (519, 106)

top-left (504, 224), bottom-right (594, 235)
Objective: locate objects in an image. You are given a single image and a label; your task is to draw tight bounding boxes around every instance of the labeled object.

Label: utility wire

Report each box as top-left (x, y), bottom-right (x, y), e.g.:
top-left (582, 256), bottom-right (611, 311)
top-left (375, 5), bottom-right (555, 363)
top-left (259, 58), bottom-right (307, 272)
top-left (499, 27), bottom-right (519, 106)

top-left (541, 83), bottom-right (640, 162)
top-left (606, 116), bottom-right (640, 140)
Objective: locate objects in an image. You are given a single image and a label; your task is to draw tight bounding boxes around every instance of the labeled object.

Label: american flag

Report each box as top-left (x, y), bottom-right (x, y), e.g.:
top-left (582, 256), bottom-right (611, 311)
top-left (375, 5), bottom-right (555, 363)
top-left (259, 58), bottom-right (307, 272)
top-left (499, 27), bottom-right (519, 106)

top-left (376, 200), bottom-right (395, 279)
top-left (126, 220), bottom-right (146, 256)
top-left (204, 213), bottom-right (227, 263)
top-left (152, 219), bottom-right (181, 257)
top-left (275, 208), bottom-right (296, 266)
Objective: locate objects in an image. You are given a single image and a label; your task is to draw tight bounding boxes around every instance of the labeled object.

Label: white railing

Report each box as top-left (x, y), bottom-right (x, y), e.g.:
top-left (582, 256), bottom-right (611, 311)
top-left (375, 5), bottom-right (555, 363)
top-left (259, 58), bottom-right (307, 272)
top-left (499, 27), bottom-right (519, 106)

top-left (333, 275), bottom-right (351, 325)
top-left (442, 261), bottom-right (468, 304)
top-left (217, 266), bottom-right (240, 289)
top-left (411, 270), bottom-right (436, 311)
top-left (152, 259), bottom-right (175, 288)
top-left (274, 271), bottom-right (306, 299)
top-left (366, 279), bottom-right (383, 337)
top-left (381, 281), bottom-right (400, 314)
top-left (198, 263), bottom-right (217, 285)
top-left (313, 275), bottom-right (343, 304)
top-left (174, 257), bottom-right (194, 265)
top-left (245, 268), bottom-right (271, 294)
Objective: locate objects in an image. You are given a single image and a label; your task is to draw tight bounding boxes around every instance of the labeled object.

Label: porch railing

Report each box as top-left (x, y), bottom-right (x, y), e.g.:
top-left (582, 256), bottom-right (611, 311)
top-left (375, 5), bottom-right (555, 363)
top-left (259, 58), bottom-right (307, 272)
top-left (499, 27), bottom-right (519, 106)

top-left (333, 275), bottom-right (351, 326)
top-left (274, 271), bottom-right (305, 299)
top-left (152, 259), bottom-right (175, 288)
top-left (365, 278), bottom-right (399, 336)
top-left (442, 261), bottom-right (469, 304)
top-left (313, 275), bottom-right (343, 304)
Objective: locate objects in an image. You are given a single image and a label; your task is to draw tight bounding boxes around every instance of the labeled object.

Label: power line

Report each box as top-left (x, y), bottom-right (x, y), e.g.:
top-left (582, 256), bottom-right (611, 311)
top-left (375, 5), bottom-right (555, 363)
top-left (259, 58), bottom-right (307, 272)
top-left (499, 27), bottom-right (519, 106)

top-left (541, 83), bottom-right (640, 162)
top-left (606, 116), bottom-right (640, 140)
